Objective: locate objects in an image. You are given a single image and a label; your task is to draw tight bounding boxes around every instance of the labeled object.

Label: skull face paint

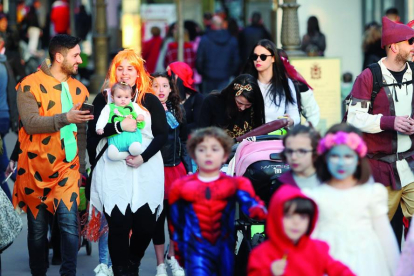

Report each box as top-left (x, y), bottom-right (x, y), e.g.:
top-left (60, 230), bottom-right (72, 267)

top-left (326, 145), bottom-right (358, 180)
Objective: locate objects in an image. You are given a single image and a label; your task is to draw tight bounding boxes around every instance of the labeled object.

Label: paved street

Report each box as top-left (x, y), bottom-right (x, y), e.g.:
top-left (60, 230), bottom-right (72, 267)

top-left (1, 132), bottom-right (161, 276)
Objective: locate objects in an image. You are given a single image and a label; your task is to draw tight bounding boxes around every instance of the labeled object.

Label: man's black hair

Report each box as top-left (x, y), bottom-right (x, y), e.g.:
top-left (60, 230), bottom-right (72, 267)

top-left (49, 34), bottom-right (81, 63)
top-left (385, 7), bottom-right (399, 16)
top-left (251, 12), bottom-right (261, 26)
top-left (203, 12), bottom-right (212, 20)
top-left (342, 72), bottom-right (353, 83)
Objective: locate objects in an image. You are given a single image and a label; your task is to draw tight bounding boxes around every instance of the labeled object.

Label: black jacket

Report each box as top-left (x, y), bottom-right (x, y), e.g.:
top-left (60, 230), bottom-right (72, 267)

top-left (161, 103), bottom-right (192, 173)
top-left (0, 54), bottom-right (18, 133)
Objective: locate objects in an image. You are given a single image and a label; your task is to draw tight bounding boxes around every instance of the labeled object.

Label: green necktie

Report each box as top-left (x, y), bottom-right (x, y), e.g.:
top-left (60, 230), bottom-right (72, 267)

top-left (60, 82), bottom-right (77, 162)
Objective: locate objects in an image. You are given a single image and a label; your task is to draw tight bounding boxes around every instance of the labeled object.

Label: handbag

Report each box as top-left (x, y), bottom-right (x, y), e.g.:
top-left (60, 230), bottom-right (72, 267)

top-left (0, 188), bottom-right (23, 252)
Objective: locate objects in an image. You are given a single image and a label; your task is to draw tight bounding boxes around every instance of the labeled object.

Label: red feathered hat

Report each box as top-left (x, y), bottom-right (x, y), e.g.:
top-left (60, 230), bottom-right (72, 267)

top-left (168, 62), bottom-right (196, 92)
top-left (381, 16), bottom-right (414, 48)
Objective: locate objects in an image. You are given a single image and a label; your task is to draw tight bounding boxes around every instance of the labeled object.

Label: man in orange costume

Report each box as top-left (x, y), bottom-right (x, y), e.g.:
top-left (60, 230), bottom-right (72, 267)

top-left (13, 34), bottom-right (93, 276)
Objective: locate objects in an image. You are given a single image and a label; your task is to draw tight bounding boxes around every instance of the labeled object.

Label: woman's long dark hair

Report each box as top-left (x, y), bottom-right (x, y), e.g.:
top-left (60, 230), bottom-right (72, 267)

top-left (242, 39), bottom-right (295, 107)
top-left (218, 74), bottom-right (265, 128)
top-left (151, 72), bottom-right (184, 123)
top-left (307, 16), bottom-right (320, 36)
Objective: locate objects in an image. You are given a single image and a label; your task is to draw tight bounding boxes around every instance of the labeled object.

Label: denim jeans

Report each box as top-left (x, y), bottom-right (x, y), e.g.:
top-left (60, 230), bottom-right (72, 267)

top-left (0, 129), bottom-right (11, 201)
top-left (27, 202), bottom-right (79, 276)
top-left (98, 214), bottom-right (112, 267)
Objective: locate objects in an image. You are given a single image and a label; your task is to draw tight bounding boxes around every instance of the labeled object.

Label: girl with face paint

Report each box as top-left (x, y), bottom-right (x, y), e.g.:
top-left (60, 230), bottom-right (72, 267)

top-left (303, 123), bottom-right (399, 276)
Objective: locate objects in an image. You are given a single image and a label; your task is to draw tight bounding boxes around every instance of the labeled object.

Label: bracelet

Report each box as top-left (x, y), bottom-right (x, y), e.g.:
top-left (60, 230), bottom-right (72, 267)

top-left (114, 121), bottom-right (121, 134)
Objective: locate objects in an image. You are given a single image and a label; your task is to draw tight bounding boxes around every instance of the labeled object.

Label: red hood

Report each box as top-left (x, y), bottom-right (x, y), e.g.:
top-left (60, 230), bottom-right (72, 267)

top-left (267, 185), bottom-right (318, 249)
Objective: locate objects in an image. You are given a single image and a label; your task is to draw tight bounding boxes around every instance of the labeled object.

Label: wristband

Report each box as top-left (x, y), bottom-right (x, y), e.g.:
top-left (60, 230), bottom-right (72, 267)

top-left (114, 121), bottom-right (121, 134)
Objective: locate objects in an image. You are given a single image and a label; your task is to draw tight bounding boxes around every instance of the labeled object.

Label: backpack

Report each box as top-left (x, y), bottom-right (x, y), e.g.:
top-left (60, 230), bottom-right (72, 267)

top-left (343, 61), bottom-right (414, 122)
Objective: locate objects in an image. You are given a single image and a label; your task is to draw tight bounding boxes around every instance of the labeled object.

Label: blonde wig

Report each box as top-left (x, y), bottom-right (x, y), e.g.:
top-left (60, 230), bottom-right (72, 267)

top-left (105, 49), bottom-right (154, 109)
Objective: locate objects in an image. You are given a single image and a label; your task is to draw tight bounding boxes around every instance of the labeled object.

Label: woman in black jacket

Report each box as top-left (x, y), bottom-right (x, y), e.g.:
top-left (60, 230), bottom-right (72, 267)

top-left (198, 74), bottom-right (265, 138)
top-left (150, 72), bottom-right (191, 276)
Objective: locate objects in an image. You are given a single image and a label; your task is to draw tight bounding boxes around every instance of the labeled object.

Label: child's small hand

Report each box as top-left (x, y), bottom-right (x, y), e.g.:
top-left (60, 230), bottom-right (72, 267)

top-left (137, 114), bottom-right (145, 122)
top-left (96, 129), bottom-right (104, 135)
top-left (249, 205), bottom-right (267, 220)
top-left (126, 115), bottom-right (133, 119)
top-left (271, 259), bottom-right (287, 276)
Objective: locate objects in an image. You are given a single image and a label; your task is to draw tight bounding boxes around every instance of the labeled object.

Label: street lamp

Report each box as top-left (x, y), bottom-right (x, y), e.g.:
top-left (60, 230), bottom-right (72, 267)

top-left (280, 0), bottom-right (305, 56)
top-left (89, 0), bottom-right (109, 94)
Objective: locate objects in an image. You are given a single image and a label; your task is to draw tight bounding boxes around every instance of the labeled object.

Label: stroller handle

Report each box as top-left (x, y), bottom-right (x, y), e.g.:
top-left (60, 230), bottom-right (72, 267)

top-left (235, 119), bottom-right (288, 142)
top-left (253, 135), bottom-right (284, 141)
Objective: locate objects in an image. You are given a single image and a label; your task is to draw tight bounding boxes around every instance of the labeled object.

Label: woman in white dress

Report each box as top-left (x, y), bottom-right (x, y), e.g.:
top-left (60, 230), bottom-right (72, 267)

top-left (305, 123), bottom-right (399, 276)
top-left (87, 49), bottom-right (168, 275)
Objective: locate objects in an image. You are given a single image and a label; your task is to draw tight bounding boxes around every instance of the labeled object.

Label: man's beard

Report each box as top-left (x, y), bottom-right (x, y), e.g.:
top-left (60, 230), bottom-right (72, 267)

top-left (396, 49), bottom-right (412, 64)
top-left (61, 58), bottom-right (78, 76)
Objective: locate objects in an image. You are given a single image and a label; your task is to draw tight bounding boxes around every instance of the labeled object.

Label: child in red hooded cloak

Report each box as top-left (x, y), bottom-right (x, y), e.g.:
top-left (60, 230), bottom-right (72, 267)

top-left (248, 184), bottom-right (355, 276)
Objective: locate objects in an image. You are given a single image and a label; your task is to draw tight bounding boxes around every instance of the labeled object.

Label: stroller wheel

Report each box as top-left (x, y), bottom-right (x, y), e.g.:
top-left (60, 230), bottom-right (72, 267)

top-left (86, 240), bottom-right (92, 255)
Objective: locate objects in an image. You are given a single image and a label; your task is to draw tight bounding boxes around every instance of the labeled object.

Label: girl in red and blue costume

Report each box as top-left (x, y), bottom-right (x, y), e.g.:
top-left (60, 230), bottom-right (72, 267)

top-left (169, 127), bottom-right (267, 276)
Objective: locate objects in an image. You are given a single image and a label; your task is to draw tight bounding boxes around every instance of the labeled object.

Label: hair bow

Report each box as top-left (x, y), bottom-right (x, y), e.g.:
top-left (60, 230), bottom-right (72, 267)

top-left (234, 83), bottom-right (252, 97)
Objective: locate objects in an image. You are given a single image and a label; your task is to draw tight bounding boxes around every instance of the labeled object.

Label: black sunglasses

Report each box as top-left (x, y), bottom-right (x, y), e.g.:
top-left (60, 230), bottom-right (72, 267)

top-left (251, 54), bottom-right (273, 61)
top-left (388, 37), bottom-right (414, 49)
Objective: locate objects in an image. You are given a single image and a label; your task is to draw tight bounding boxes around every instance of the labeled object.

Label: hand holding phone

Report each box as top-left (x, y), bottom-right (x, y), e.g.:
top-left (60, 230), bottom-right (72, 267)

top-left (80, 103), bottom-right (94, 114)
top-left (67, 103), bottom-right (94, 123)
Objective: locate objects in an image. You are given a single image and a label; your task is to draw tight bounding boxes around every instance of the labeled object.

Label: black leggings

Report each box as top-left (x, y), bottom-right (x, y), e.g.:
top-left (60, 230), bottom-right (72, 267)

top-left (104, 203), bottom-right (157, 266)
top-left (153, 200), bottom-right (172, 245)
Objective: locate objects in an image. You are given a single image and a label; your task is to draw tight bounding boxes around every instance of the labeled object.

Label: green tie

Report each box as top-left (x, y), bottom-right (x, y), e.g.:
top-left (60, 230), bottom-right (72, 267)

top-left (60, 82), bottom-right (77, 162)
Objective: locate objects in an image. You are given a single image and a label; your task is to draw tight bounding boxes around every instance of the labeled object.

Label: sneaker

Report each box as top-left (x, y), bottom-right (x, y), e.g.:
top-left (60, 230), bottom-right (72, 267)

top-left (108, 266), bottom-right (114, 276)
top-left (166, 256), bottom-right (185, 276)
top-left (94, 263), bottom-right (110, 276)
top-left (155, 263), bottom-right (168, 276)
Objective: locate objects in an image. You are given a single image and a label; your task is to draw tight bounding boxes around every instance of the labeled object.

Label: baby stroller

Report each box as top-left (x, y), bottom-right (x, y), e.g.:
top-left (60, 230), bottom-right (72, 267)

top-left (229, 131), bottom-right (290, 275)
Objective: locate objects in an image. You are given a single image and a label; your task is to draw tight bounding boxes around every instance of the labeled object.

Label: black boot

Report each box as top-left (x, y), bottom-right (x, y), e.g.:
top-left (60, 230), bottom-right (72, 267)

top-left (112, 265), bottom-right (129, 276)
top-left (128, 260), bottom-right (140, 276)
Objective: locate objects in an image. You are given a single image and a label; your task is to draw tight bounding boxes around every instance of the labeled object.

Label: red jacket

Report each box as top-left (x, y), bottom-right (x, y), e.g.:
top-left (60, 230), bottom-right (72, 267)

top-left (248, 185), bottom-right (355, 276)
top-left (164, 42), bottom-right (196, 71)
top-left (142, 36), bottom-right (162, 74)
top-left (50, 1), bottom-right (70, 34)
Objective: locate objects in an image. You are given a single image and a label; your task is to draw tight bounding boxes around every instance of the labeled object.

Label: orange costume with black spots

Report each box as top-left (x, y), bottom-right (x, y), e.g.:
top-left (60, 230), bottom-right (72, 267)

top-left (12, 61), bottom-right (88, 218)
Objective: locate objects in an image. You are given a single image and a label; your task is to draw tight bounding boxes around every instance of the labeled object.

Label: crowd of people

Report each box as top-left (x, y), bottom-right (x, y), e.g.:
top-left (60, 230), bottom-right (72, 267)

top-left (1, 2), bottom-right (414, 276)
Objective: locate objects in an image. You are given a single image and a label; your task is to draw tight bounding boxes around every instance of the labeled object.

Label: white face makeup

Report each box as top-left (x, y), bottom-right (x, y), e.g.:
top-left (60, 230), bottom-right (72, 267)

top-left (326, 145), bottom-right (358, 181)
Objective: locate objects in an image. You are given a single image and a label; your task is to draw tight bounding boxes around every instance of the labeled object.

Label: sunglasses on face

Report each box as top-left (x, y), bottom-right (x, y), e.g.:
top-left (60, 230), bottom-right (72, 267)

top-left (392, 37), bottom-right (414, 48)
top-left (251, 54), bottom-right (273, 61)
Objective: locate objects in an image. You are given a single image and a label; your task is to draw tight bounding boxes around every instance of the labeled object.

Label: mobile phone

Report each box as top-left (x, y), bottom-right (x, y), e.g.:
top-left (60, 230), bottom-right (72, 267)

top-left (80, 103), bottom-right (94, 114)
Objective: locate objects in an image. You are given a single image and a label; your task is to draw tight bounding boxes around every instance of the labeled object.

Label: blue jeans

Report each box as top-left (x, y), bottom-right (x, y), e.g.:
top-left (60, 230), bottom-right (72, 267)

top-left (99, 214), bottom-right (112, 267)
top-left (0, 126), bottom-right (11, 201)
top-left (27, 202), bottom-right (79, 276)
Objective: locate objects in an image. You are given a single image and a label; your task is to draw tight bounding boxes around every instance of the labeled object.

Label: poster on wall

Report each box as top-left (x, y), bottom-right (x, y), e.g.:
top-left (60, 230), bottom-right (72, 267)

top-left (140, 4), bottom-right (176, 41)
top-left (290, 58), bottom-right (341, 133)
